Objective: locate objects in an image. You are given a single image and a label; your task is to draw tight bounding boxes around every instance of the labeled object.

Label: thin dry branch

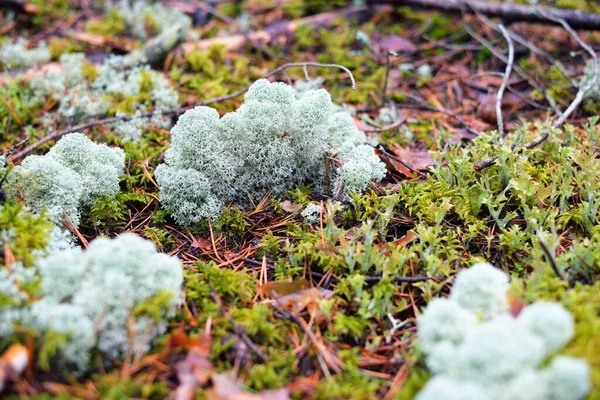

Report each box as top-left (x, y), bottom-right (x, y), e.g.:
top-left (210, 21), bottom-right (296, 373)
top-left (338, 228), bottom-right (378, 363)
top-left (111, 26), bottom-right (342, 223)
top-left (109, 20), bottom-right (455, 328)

top-left (496, 24), bottom-right (514, 145)
top-left (368, 0), bottom-right (600, 30)
top-left (475, 16), bottom-right (599, 171)
top-left (209, 284), bottom-right (268, 362)
top-left (474, 12), bottom-right (578, 87)
top-left (9, 62), bottom-right (356, 161)
top-left (538, 236), bottom-right (565, 281)
top-left (462, 11), bottom-right (562, 116)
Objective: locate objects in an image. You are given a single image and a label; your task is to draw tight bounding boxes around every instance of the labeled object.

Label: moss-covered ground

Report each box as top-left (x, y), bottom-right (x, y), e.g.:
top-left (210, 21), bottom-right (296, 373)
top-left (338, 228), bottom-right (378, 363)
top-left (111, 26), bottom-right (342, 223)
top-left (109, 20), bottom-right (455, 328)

top-left (1, 0), bottom-right (600, 398)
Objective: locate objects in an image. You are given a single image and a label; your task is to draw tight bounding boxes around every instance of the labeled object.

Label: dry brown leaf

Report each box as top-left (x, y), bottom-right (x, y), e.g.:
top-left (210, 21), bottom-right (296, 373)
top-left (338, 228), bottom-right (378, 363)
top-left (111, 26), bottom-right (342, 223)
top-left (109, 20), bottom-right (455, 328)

top-left (258, 279), bottom-right (311, 297)
top-left (4, 244), bottom-right (15, 267)
top-left (0, 344), bottom-right (29, 393)
top-left (208, 372), bottom-right (290, 400)
top-left (172, 329), bottom-right (213, 400)
top-left (260, 280), bottom-right (333, 318)
top-left (377, 34), bottom-right (416, 52)
top-left (391, 144), bottom-right (434, 171)
top-left (391, 230), bottom-right (417, 248)
top-left (279, 200), bottom-right (303, 213)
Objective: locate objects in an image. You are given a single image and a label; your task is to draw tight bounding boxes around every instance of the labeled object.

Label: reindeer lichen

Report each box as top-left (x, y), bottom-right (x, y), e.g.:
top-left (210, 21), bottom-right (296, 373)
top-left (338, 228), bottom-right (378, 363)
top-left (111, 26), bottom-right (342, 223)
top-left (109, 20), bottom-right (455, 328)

top-left (155, 79), bottom-right (385, 224)
top-left (28, 233), bottom-right (183, 372)
top-left (416, 263), bottom-right (590, 400)
top-left (5, 132), bottom-right (125, 226)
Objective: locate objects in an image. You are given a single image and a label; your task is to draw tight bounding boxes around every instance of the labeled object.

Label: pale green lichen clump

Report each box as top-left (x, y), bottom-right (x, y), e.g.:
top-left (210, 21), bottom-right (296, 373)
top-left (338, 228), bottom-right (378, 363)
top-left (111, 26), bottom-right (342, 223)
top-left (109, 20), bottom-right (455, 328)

top-left (416, 262), bottom-right (590, 400)
top-left (5, 132), bottom-right (125, 226)
top-left (31, 53), bottom-right (179, 141)
top-left (104, 0), bottom-right (192, 40)
top-left (25, 233), bottom-right (183, 371)
top-left (155, 79), bottom-right (386, 224)
top-left (0, 38), bottom-right (50, 68)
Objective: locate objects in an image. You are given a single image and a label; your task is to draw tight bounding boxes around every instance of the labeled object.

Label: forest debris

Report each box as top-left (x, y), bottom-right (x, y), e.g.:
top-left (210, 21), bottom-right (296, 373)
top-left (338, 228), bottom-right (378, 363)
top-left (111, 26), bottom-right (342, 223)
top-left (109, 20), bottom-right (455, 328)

top-left (368, 0), bottom-right (600, 30)
top-left (377, 34), bottom-right (417, 53)
top-left (279, 200), bottom-right (303, 213)
top-left (173, 329), bottom-right (213, 400)
top-left (208, 373), bottom-right (289, 400)
top-left (0, 344), bottom-right (29, 393)
top-left (173, 329), bottom-right (288, 400)
top-left (260, 279), bottom-right (333, 318)
top-left (182, 6), bottom-right (373, 53)
top-left (64, 30), bottom-right (134, 52)
top-left (125, 23), bottom-right (189, 66)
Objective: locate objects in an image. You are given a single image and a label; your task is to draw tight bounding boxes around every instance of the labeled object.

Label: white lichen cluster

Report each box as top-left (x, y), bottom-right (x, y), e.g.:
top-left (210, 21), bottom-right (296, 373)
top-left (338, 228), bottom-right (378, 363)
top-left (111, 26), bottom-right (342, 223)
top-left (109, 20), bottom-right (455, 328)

top-left (0, 38), bottom-right (50, 68)
top-left (5, 132), bottom-right (125, 226)
top-left (301, 203), bottom-right (323, 225)
top-left (104, 0), bottom-right (192, 40)
top-left (26, 233), bottom-right (183, 371)
top-left (416, 262), bottom-right (590, 400)
top-left (0, 262), bottom-right (37, 337)
top-left (0, 233), bottom-right (182, 372)
top-left (31, 53), bottom-right (179, 141)
top-left (155, 79), bottom-right (386, 224)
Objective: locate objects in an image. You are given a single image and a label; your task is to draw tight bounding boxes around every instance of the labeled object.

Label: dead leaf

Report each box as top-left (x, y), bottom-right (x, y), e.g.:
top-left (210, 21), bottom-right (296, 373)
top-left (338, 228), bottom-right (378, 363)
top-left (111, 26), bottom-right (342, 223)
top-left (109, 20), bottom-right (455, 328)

top-left (508, 296), bottom-right (526, 317)
top-left (208, 372), bottom-right (290, 400)
top-left (0, 344), bottom-right (29, 393)
top-left (186, 229), bottom-right (211, 250)
top-left (4, 244), bottom-right (15, 268)
top-left (279, 200), bottom-right (302, 213)
top-left (391, 144), bottom-right (434, 171)
top-left (391, 230), bottom-right (417, 248)
top-left (259, 279), bottom-right (311, 297)
top-left (377, 35), bottom-right (416, 52)
top-left (172, 329), bottom-right (213, 400)
top-left (260, 280), bottom-right (333, 318)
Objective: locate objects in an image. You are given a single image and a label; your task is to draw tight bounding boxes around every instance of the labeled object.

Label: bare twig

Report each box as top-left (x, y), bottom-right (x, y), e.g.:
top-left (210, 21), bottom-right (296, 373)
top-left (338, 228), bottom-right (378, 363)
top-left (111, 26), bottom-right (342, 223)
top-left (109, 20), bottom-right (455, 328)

top-left (241, 257), bottom-right (438, 284)
top-left (475, 16), bottom-right (598, 171)
top-left (474, 12), bottom-right (578, 87)
top-left (191, 1), bottom-right (280, 60)
top-left (496, 24), bottom-right (514, 145)
top-left (182, 6), bottom-right (372, 53)
top-left (538, 12), bottom-right (598, 129)
top-left (367, 0), bottom-right (600, 30)
top-left (9, 62), bottom-right (355, 161)
top-left (266, 62), bottom-right (356, 90)
top-left (401, 93), bottom-right (479, 136)
top-left (462, 13), bottom-right (562, 116)
top-left (362, 113), bottom-right (406, 133)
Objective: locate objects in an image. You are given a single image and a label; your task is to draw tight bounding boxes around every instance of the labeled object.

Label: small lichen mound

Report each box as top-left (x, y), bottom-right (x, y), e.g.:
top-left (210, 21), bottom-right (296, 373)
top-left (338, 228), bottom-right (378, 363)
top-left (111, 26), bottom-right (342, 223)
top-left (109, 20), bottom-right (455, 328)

top-left (28, 233), bottom-right (183, 371)
top-left (0, 38), bottom-right (50, 69)
top-left (302, 203), bottom-right (324, 225)
top-left (155, 79), bottom-right (386, 224)
top-left (449, 262), bottom-right (509, 319)
top-left (30, 53), bottom-right (179, 141)
top-left (5, 132), bottom-right (125, 226)
top-left (103, 0), bottom-right (192, 40)
top-left (416, 262), bottom-right (590, 400)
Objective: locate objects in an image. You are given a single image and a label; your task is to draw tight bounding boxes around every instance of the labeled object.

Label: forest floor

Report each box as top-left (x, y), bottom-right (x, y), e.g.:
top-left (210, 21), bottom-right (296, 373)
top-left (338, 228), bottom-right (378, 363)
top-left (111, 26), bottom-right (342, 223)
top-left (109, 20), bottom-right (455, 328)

top-left (1, 0), bottom-right (600, 399)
